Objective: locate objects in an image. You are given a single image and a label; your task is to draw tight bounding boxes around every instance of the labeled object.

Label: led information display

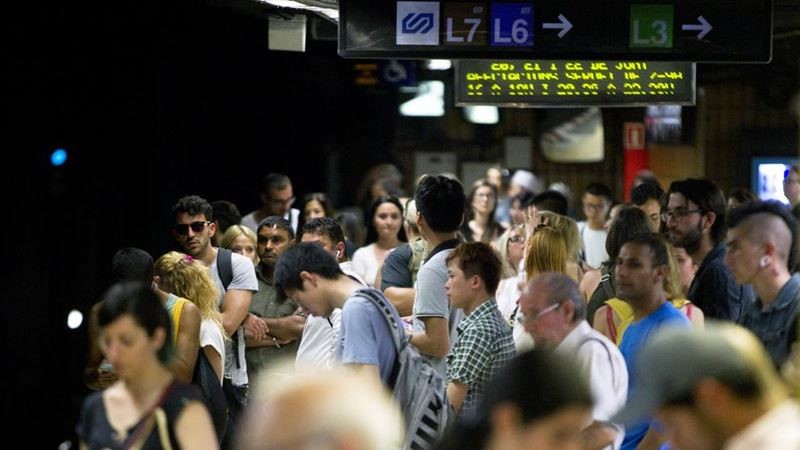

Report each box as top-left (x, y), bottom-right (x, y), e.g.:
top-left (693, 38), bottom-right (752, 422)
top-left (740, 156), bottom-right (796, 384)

top-left (339, 0), bottom-right (773, 62)
top-left (455, 60), bottom-right (696, 107)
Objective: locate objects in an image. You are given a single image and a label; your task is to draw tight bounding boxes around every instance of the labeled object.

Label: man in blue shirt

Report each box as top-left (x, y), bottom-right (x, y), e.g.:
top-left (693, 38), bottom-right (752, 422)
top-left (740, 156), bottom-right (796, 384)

top-left (274, 242), bottom-right (399, 386)
top-left (726, 200), bottom-right (800, 368)
top-left (615, 233), bottom-right (690, 450)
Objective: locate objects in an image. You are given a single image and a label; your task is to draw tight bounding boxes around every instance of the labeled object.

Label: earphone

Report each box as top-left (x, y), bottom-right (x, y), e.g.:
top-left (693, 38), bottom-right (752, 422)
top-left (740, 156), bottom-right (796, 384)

top-left (760, 256), bottom-right (770, 268)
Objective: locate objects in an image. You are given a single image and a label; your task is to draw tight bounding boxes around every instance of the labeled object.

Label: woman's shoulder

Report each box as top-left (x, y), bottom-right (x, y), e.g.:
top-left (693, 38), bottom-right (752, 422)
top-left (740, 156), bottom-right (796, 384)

top-left (163, 382), bottom-right (204, 413)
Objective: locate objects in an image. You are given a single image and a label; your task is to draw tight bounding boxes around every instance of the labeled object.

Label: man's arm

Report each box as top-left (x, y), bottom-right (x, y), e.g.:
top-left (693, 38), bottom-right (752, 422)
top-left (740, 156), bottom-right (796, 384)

top-left (580, 422), bottom-right (617, 450)
top-left (261, 314), bottom-right (306, 341)
top-left (446, 381), bottom-right (469, 414)
top-left (409, 316), bottom-right (450, 358)
top-left (221, 289), bottom-right (253, 337)
top-left (83, 302), bottom-right (117, 390)
top-left (384, 287), bottom-right (415, 317)
top-left (170, 302), bottom-right (201, 382)
top-left (346, 363), bottom-right (382, 385)
top-left (637, 426), bottom-right (666, 450)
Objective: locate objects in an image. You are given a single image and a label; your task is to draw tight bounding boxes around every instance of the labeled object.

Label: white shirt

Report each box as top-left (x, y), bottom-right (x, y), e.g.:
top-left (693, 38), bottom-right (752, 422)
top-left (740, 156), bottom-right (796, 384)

top-left (241, 208), bottom-right (300, 233)
top-left (555, 321), bottom-right (628, 450)
top-left (352, 243), bottom-right (386, 288)
top-left (200, 319), bottom-right (226, 384)
top-left (578, 221), bottom-right (608, 270)
top-left (724, 400), bottom-right (800, 450)
top-left (295, 262), bottom-right (366, 369)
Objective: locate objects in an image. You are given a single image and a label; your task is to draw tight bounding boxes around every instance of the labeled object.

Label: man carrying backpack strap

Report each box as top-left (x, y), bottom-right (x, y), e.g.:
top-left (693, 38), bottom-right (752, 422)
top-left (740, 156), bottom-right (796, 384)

top-left (275, 243), bottom-right (450, 449)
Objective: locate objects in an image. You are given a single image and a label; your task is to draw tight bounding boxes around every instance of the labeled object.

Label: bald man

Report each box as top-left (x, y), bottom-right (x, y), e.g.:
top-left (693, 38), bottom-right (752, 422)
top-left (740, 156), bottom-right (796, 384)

top-left (725, 200), bottom-right (800, 367)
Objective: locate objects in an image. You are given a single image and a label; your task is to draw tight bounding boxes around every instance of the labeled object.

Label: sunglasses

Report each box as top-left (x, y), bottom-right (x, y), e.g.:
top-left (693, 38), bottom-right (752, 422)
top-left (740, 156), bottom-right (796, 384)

top-left (173, 221), bottom-right (211, 235)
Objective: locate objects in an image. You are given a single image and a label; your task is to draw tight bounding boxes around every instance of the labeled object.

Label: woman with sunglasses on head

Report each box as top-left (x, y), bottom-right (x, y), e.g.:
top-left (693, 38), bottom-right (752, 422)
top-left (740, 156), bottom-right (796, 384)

top-left (77, 282), bottom-right (218, 449)
top-left (494, 225), bottom-right (526, 325)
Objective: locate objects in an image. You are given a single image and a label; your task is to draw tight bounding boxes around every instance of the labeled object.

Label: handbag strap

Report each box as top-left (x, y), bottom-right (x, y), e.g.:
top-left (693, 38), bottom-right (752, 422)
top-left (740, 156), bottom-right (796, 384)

top-left (123, 380), bottom-right (176, 450)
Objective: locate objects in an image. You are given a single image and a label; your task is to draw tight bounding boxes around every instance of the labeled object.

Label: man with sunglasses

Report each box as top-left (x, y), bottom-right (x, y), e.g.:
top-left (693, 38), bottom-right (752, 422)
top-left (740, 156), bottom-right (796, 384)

top-left (664, 178), bottom-right (754, 322)
top-left (241, 173), bottom-right (301, 233)
top-left (172, 195), bottom-right (258, 449)
top-left (519, 272), bottom-right (628, 450)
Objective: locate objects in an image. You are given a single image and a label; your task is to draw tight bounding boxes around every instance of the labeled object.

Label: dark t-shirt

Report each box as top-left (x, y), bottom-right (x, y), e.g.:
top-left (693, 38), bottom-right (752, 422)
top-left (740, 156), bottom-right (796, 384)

top-left (687, 243), bottom-right (754, 322)
top-left (381, 243), bottom-right (414, 290)
top-left (77, 381), bottom-right (204, 449)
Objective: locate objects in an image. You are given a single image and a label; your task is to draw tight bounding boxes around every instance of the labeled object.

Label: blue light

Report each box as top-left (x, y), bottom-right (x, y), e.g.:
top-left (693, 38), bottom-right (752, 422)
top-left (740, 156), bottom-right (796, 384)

top-left (51, 148), bottom-right (67, 166)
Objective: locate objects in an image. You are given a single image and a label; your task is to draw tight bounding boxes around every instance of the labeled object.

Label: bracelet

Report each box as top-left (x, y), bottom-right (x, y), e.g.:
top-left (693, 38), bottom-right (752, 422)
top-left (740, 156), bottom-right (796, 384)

top-left (272, 336), bottom-right (281, 348)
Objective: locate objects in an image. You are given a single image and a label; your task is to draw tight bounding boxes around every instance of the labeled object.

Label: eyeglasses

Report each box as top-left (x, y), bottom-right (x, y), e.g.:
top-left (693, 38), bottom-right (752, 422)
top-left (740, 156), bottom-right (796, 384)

top-left (173, 221), bottom-right (211, 235)
top-left (660, 208), bottom-right (703, 222)
top-left (516, 302), bottom-right (561, 325)
top-left (508, 235), bottom-right (525, 244)
top-left (269, 196), bottom-right (296, 207)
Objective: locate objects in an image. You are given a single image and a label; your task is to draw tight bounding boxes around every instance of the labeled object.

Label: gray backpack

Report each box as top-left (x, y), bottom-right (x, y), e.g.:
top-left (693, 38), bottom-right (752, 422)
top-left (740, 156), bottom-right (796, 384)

top-left (354, 288), bottom-right (451, 450)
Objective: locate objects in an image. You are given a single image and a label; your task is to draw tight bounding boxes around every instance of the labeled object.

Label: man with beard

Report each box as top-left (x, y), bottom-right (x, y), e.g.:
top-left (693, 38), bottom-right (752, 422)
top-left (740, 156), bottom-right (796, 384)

top-left (172, 195), bottom-right (258, 449)
top-left (243, 216), bottom-right (305, 384)
top-left (664, 178), bottom-right (754, 322)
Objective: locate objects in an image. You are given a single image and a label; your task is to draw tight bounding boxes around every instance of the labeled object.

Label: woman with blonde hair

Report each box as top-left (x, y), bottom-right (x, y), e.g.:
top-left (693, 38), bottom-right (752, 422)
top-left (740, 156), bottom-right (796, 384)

top-left (220, 224), bottom-right (259, 266)
top-left (539, 211), bottom-right (583, 282)
top-left (524, 225), bottom-right (567, 281)
top-left (154, 251), bottom-right (228, 440)
top-left (494, 225), bottom-right (526, 321)
top-left (512, 225), bottom-right (568, 350)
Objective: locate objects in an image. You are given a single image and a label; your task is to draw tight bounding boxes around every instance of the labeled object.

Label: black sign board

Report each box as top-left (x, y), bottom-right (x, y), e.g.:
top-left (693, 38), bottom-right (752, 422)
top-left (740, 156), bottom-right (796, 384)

top-left (339, 0), bottom-right (773, 63)
top-left (455, 60), bottom-right (696, 107)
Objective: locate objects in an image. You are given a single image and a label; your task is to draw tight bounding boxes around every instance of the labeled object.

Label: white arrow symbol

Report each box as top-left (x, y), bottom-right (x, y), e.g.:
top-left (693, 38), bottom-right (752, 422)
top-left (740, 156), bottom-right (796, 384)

top-left (681, 15), bottom-right (712, 39)
top-left (542, 14), bottom-right (573, 38)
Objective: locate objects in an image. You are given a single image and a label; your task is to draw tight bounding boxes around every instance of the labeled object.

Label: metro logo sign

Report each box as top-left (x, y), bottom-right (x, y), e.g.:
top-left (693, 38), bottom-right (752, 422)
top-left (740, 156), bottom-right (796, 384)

top-left (397, 2), bottom-right (440, 45)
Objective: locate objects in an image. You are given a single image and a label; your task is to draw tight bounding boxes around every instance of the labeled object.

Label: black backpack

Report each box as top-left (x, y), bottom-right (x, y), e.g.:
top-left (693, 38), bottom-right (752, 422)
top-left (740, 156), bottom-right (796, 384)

top-left (192, 348), bottom-right (228, 441)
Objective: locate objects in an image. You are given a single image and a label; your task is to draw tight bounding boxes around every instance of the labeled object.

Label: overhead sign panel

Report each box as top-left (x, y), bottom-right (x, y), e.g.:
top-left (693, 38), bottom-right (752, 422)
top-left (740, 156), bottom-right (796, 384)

top-left (339, 0), bottom-right (773, 62)
top-left (455, 60), bottom-right (696, 107)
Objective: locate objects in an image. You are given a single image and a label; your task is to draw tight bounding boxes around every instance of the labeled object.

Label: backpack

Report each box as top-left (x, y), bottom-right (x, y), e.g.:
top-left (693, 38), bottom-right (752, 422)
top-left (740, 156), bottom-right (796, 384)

top-left (193, 349), bottom-right (228, 441)
top-left (353, 288), bottom-right (451, 450)
top-left (216, 247), bottom-right (234, 291)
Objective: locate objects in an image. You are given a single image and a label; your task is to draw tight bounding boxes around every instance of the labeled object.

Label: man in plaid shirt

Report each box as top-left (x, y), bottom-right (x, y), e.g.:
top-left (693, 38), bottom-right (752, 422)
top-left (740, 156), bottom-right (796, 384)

top-left (445, 242), bottom-right (516, 417)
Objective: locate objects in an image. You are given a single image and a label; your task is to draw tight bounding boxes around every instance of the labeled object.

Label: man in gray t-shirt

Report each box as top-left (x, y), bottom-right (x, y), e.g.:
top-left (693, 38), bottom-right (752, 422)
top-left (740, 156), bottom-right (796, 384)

top-left (408, 175), bottom-right (466, 379)
top-left (413, 246), bottom-right (464, 377)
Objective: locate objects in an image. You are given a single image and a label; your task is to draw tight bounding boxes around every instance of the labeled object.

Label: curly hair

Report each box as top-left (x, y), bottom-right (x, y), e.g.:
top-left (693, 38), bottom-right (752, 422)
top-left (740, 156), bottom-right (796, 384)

top-left (154, 251), bottom-right (226, 338)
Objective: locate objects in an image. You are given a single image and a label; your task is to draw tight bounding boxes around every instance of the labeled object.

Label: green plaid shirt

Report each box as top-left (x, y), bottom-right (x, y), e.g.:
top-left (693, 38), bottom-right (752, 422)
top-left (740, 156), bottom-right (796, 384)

top-left (447, 298), bottom-right (515, 416)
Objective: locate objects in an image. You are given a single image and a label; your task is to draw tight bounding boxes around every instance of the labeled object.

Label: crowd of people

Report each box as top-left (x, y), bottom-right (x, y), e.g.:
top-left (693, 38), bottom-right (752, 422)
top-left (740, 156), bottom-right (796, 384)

top-left (77, 165), bottom-right (800, 450)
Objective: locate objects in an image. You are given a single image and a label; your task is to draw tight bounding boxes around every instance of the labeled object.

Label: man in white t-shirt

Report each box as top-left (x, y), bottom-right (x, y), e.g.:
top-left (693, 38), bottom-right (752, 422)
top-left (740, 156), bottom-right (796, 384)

top-left (241, 173), bottom-right (301, 233)
top-left (578, 182), bottom-right (613, 269)
top-left (294, 217), bottom-right (367, 369)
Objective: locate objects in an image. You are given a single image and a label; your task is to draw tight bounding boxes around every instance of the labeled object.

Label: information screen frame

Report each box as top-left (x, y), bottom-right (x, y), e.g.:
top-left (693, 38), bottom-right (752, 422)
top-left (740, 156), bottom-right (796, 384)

top-left (338, 0), bottom-right (773, 63)
top-left (454, 59), bottom-right (696, 107)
